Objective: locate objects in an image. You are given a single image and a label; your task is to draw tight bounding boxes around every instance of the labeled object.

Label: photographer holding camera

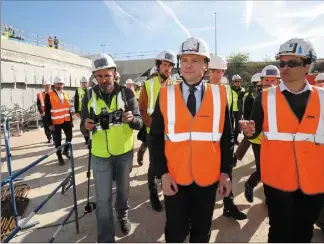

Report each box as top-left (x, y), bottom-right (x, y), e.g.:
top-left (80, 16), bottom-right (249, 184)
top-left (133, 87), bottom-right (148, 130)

top-left (82, 53), bottom-right (142, 243)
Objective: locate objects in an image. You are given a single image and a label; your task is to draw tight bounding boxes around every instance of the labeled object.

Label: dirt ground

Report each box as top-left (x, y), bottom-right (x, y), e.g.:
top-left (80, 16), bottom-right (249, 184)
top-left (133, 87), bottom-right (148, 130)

top-left (1, 119), bottom-right (323, 243)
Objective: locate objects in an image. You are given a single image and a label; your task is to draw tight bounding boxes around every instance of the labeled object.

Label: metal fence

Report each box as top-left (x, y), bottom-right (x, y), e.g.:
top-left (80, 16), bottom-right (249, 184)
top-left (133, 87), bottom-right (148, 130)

top-left (110, 50), bottom-right (160, 61)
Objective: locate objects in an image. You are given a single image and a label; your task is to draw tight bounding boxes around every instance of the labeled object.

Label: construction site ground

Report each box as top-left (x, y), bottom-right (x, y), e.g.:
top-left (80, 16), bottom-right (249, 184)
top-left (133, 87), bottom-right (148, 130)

top-left (1, 119), bottom-right (324, 243)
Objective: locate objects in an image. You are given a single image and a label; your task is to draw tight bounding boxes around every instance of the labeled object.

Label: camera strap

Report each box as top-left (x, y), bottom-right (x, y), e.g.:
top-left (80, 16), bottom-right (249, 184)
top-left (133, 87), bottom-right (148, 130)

top-left (120, 86), bottom-right (129, 111)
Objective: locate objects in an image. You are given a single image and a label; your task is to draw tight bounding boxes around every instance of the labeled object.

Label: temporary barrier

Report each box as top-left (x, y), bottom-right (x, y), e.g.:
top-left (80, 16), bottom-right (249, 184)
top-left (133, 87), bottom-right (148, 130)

top-left (1, 117), bottom-right (79, 242)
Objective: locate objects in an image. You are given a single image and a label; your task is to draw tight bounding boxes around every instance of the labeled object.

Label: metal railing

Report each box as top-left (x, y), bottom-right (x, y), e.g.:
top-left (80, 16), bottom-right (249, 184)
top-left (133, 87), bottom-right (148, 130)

top-left (1, 24), bottom-right (91, 56)
top-left (111, 50), bottom-right (160, 61)
top-left (1, 117), bottom-right (79, 242)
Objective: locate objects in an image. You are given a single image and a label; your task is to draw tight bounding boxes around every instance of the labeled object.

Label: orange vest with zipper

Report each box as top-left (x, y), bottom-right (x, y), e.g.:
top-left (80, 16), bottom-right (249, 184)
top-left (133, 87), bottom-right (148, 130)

top-left (160, 83), bottom-right (227, 186)
top-left (37, 92), bottom-right (46, 112)
top-left (49, 91), bottom-right (71, 125)
top-left (261, 86), bottom-right (324, 194)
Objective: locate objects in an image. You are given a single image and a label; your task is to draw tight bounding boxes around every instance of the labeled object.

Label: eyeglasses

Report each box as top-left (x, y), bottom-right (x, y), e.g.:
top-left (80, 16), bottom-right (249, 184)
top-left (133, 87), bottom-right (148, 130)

top-left (279, 60), bottom-right (303, 68)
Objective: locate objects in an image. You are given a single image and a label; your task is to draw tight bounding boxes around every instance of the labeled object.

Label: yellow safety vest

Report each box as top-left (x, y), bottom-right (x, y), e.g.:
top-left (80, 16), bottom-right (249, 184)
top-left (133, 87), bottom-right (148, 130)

top-left (144, 76), bottom-right (162, 134)
top-left (135, 90), bottom-right (140, 100)
top-left (223, 85), bottom-right (233, 109)
top-left (87, 90), bottom-right (134, 158)
top-left (77, 87), bottom-right (86, 112)
top-left (248, 133), bottom-right (263, 144)
top-left (232, 87), bottom-right (245, 112)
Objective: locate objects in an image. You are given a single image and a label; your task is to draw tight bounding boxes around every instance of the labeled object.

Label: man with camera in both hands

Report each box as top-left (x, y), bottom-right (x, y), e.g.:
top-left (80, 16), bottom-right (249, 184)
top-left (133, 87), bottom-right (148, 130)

top-left (82, 53), bottom-right (143, 243)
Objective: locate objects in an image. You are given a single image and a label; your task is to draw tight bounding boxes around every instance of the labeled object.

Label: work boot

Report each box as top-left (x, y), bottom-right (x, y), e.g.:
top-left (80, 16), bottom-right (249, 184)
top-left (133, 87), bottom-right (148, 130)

top-left (119, 219), bottom-right (131, 235)
top-left (223, 202), bottom-right (247, 220)
top-left (63, 148), bottom-right (71, 159)
top-left (58, 155), bottom-right (65, 166)
top-left (150, 192), bottom-right (163, 212)
top-left (244, 182), bottom-right (254, 203)
top-left (137, 150), bottom-right (145, 166)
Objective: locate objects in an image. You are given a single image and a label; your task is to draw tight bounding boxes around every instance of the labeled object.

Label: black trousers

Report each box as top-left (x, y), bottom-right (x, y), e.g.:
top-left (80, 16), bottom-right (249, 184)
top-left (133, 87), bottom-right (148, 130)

top-left (223, 174), bottom-right (234, 207)
top-left (80, 120), bottom-right (89, 142)
top-left (164, 182), bottom-right (218, 243)
top-left (264, 184), bottom-right (324, 242)
top-left (42, 116), bottom-right (53, 140)
top-left (247, 143), bottom-right (261, 187)
top-left (233, 111), bottom-right (242, 142)
top-left (54, 121), bottom-right (73, 157)
top-left (147, 134), bottom-right (157, 194)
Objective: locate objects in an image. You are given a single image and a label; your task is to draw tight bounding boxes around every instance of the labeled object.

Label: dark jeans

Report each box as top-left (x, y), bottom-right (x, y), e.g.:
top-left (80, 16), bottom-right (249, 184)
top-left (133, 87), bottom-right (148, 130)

top-left (147, 134), bottom-right (157, 194)
top-left (264, 185), bottom-right (324, 242)
top-left (92, 151), bottom-right (133, 243)
top-left (164, 182), bottom-right (218, 242)
top-left (54, 121), bottom-right (72, 157)
top-left (247, 143), bottom-right (261, 187)
top-left (233, 111), bottom-right (242, 142)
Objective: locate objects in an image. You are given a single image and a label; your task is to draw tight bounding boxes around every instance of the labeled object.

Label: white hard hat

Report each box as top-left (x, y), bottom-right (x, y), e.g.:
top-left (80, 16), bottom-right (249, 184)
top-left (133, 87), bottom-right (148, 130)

top-left (43, 80), bottom-right (52, 85)
top-left (232, 74), bottom-right (242, 81)
top-left (220, 76), bottom-right (228, 85)
top-left (150, 67), bottom-right (158, 76)
top-left (53, 76), bottom-right (65, 84)
top-left (178, 37), bottom-right (211, 60)
top-left (80, 76), bottom-right (88, 83)
top-left (209, 55), bottom-right (227, 70)
top-left (261, 65), bottom-right (280, 78)
top-left (125, 79), bottom-right (133, 84)
top-left (251, 73), bottom-right (261, 83)
top-left (315, 73), bottom-right (324, 81)
top-left (134, 81), bottom-right (142, 86)
top-left (156, 50), bottom-right (176, 65)
top-left (91, 53), bottom-right (116, 72)
top-left (276, 38), bottom-right (317, 62)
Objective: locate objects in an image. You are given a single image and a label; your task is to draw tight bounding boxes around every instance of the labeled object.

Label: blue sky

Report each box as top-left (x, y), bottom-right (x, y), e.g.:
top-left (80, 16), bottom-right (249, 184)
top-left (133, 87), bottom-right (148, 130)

top-left (2, 1), bottom-right (324, 61)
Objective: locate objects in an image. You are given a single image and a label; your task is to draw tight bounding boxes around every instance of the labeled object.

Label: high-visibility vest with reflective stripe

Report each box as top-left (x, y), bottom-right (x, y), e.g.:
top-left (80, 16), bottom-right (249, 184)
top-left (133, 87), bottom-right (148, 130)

top-left (87, 90), bottom-right (134, 158)
top-left (77, 87), bottom-right (86, 112)
top-left (232, 88), bottom-right (245, 112)
top-left (221, 85), bottom-right (233, 109)
top-left (49, 91), bottom-right (71, 125)
top-left (249, 133), bottom-right (262, 144)
top-left (37, 92), bottom-right (46, 112)
top-left (159, 83), bottom-right (227, 186)
top-left (144, 77), bottom-right (162, 134)
top-left (261, 86), bottom-right (324, 194)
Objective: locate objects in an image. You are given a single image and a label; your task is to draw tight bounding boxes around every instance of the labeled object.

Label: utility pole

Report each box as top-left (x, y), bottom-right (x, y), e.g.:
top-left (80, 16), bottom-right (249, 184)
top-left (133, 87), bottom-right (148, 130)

top-left (101, 44), bottom-right (106, 53)
top-left (214, 12), bottom-right (217, 55)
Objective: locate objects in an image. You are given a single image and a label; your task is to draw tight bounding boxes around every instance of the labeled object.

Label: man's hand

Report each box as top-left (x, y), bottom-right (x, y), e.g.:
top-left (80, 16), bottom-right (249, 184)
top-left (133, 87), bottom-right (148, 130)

top-left (217, 173), bottom-right (232, 197)
top-left (239, 120), bottom-right (255, 137)
top-left (49, 125), bottom-right (55, 131)
top-left (85, 118), bottom-right (96, 131)
top-left (162, 173), bottom-right (178, 196)
top-left (122, 111), bottom-right (134, 123)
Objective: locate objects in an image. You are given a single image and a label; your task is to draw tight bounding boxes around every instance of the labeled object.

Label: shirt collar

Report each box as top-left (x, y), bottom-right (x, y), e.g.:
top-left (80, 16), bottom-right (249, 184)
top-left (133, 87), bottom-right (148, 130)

top-left (182, 80), bottom-right (204, 92)
top-left (279, 81), bottom-right (312, 95)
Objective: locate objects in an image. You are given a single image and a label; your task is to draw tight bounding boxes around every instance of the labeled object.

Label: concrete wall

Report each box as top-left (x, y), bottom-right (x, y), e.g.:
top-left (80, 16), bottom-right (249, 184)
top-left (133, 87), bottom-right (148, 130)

top-left (1, 37), bottom-right (93, 109)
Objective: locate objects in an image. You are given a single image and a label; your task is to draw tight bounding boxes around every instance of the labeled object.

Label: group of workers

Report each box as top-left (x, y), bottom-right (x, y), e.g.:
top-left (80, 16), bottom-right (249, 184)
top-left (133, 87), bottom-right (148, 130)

top-left (35, 36), bottom-right (324, 243)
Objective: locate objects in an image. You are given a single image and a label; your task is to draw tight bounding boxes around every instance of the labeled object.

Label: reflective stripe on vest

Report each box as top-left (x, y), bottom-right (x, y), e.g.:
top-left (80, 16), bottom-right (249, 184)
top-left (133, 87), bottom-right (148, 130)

top-left (145, 77), bottom-right (161, 115)
top-left (261, 85), bottom-right (324, 194)
top-left (165, 84), bottom-right (222, 142)
top-left (49, 91), bottom-right (71, 125)
top-left (77, 87), bottom-right (86, 112)
top-left (88, 89), bottom-right (133, 158)
top-left (223, 85), bottom-right (232, 109)
top-left (160, 83), bottom-right (226, 186)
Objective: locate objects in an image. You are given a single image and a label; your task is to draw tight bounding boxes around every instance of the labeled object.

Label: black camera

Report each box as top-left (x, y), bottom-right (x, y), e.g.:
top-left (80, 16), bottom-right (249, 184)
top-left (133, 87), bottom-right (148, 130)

top-left (98, 108), bottom-right (123, 130)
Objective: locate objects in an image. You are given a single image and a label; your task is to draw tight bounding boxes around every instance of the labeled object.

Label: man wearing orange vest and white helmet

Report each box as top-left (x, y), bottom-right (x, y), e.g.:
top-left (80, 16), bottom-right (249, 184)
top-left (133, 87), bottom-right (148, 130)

top-left (315, 73), bottom-right (324, 88)
top-left (241, 38), bottom-right (324, 242)
top-left (209, 54), bottom-right (247, 220)
top-left (45, 76), bottom-right (73, 166)
top-left (37, 80), bottom-right (54, 143)
top-left (150, 37), bottom-right (233, 242)
top-left (138, 50), bottom-right (175, 212)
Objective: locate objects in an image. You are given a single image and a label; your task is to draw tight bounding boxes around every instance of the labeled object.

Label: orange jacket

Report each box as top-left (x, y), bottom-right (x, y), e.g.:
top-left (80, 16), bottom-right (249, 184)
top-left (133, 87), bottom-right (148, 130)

top-left (159, 83), bottom-right (227, 186)
top-left (49, 91), bottom-right (71, 125)
top-left (37, 92), bottom-right (46, 113)
top-left (261, 86), bottom-right (324, 194)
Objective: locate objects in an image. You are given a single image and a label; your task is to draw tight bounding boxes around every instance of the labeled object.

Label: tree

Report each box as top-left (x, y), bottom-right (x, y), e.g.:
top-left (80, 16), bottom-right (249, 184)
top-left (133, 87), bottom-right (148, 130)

top-left (226, 52), bottom-right (250, 87)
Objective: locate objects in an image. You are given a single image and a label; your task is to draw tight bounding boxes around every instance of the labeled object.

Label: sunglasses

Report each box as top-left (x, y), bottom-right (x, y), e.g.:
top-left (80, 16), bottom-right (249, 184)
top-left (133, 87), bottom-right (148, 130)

top-left (279, 60), bottom-right (304, 68)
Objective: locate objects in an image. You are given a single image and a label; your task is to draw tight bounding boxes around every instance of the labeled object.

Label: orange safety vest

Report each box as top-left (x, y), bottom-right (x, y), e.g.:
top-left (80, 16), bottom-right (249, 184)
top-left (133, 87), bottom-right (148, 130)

top-left (159, 83), bottom-right (227, 186)
top-left (37, 92), bottom-right (46, 112)
top-left (49, 91), bottom-right (71, 125)
top-left (261, 86), bottom-right (324, 194)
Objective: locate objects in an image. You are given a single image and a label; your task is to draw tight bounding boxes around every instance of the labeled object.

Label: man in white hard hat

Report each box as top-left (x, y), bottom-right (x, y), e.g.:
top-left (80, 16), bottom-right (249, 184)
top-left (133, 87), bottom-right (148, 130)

top-left (150, 37), bottom-right (233, 242)
top-left (208, 54), bottom-right (247, 220)
top-left (82, 53), bottom-right (142, 242)
top-left (138, 50), bottom-right (175, 212)
top-left (134, 81), bottom-right (142, 101)
top-left (125, 78), bottom-right (134, 89)
top-left (315, 73), bottom-right (324, 87)
top-left (74, 76), bottom-right (90, 145)
top-left (241, 38), bottom-right (324, 242)
top-left (37, 80), bottom-right (54, 143)
top-left (45, 76), bottom-right (73, 166)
